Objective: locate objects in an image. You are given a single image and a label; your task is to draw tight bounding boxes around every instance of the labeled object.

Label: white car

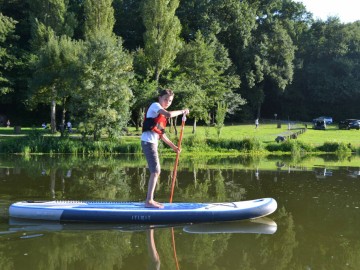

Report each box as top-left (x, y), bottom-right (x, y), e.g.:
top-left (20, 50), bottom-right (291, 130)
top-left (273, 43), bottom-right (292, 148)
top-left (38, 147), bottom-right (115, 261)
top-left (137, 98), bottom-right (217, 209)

top-left (312, 116), bottom-right (333, 125)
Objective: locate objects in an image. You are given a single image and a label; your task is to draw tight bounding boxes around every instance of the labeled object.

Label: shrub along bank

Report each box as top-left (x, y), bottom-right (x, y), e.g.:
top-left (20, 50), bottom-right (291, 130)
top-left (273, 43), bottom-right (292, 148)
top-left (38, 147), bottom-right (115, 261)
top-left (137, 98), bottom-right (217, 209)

top-left (0, 132), bottom-right (357, 156)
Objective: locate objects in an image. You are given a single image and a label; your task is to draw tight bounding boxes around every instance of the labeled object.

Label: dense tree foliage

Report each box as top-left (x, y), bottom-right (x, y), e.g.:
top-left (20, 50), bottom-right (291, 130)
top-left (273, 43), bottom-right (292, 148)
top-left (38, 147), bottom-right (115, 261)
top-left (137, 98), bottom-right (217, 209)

top-left (283, 19), bottom-right (360, 120)
top-left (28, 34), bottom-right (82, 134)
top-left (83, 0), bottom-right (115, 38)
top-left (28, 0), bottom-right (77, 132)
top-left (142, 0), bottom-right (182, 82)
top-left (171, 31), bottom-right (244, 130)
top-left (0, 12), bottom-right (18, 95)
top-left (74, 33), bottom-right (134, 140)
top-left (74, 0), bottom-right (134, 140)
top-left (0, 0), bottom-right (359, 134)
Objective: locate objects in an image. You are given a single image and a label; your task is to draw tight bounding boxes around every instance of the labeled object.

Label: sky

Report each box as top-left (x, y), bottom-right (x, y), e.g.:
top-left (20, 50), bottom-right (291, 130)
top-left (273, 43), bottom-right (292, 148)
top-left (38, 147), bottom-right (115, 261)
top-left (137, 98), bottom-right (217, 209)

top-left (294, 0), bottom-right (360, 23)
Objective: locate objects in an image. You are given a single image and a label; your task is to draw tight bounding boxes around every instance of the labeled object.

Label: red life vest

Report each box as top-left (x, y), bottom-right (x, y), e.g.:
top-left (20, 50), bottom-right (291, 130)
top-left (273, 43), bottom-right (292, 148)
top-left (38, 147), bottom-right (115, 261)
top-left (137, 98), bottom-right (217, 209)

top-left (142, 108), bottom-right (168, 137)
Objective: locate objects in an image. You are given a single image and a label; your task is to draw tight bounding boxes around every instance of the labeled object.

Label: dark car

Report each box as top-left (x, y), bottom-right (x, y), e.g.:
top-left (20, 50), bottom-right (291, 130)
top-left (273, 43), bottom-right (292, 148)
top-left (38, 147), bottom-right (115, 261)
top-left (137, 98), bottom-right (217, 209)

top-left (338, 119), bottom-right (360, 130)
top-left (313, 119), bottom-right (326, 130)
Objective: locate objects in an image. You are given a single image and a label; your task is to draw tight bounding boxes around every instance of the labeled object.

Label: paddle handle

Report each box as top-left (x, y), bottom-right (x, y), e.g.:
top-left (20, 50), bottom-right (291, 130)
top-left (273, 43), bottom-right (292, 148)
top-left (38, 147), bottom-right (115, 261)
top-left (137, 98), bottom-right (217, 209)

top-left (169, 114), bottom-right (186, 203)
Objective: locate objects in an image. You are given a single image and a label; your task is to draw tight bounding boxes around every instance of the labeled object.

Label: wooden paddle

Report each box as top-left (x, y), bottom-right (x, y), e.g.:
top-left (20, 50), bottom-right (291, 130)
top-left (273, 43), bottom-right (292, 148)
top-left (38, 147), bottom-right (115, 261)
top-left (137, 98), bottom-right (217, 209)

top-left (169, 113), bottom-right (187, 203)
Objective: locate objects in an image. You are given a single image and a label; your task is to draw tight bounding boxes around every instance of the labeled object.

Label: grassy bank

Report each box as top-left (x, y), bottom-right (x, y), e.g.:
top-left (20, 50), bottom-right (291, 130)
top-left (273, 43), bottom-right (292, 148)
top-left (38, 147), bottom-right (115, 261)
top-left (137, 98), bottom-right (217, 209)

top-left (0, 124), bottom-right (359, 155)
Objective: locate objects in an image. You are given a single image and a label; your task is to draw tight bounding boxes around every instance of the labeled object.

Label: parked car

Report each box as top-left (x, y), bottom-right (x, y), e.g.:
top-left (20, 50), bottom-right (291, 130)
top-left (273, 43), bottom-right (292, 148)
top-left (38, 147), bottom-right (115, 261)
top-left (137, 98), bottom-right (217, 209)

top-left (338, 119), bottom-right (360, 130)
top-left (312, 116), bottom-right (333, 125)
top-left (313, 119), bottom-right (326, 130)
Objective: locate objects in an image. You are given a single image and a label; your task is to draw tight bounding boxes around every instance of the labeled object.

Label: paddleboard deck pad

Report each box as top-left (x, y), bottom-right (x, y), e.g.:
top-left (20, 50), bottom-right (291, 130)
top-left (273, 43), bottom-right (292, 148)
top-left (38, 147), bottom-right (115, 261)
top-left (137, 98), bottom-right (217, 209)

top-left (9, 198), bottom-right (277, 224)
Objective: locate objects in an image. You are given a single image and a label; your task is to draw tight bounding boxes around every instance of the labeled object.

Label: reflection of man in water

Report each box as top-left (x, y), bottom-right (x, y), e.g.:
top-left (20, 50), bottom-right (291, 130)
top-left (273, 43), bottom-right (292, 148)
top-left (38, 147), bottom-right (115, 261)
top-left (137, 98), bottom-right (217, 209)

top-left (147, 229), bottom-right (160, 270)
top-left (255, 167), bottom-right (259, 180)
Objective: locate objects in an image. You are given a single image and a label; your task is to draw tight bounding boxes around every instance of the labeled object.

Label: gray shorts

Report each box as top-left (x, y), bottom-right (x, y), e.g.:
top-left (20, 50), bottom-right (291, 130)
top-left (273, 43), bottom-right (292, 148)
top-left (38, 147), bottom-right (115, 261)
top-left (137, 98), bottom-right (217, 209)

top-left (141, 141), bottom-right (160, 173)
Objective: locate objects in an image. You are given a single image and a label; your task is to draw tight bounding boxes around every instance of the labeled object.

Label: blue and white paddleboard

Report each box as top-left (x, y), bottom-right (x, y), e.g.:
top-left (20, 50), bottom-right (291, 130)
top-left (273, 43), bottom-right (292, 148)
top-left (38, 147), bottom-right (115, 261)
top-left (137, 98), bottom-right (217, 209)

top-left (9, 198), bottom-right (277, 224)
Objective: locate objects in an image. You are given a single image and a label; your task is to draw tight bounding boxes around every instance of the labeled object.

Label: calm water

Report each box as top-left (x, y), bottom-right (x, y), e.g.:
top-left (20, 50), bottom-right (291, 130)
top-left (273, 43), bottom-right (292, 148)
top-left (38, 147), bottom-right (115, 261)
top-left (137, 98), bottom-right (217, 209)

top-left (1, 154), bottom-right (360, 270)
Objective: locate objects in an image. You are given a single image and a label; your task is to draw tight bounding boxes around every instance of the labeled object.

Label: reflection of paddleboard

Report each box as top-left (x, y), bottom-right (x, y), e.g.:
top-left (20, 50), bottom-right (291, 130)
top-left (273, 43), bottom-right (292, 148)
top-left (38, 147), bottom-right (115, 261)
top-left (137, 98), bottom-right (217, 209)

top-left (9, 198), bottom-right (277, 224)
top-left (183, 217), bottom-right (277, 234)
top-left (7, 218), bottom-right (170, 232)
top-left (7, 217), bottom-right (276, 235)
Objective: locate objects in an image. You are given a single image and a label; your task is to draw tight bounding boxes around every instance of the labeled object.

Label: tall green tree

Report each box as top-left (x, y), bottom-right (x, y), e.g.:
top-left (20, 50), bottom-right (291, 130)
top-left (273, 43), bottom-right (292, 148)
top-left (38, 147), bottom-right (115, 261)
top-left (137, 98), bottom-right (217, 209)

top-left (29, 0), bottom-right (77, 49)
top-left (0, 1), bottom-right (37, 125)
top-left (215, 101), bottom-right (227, 138)
top-left (28, 34), bottom-right (82, 134)
top-left (175, 0), bottom-right (210, 40)
top-left (178, 0), bottom-right (304, 120)
top-left (74, 33), bottom-right (134, 140)
top-left (83, 0), bottom-right (115, 39)
top-left (0, 13), bottom-right (18, 96)
top-left (176, 0), bottom-right (258, 65)
top-left (72, 0), bottom-right (133, 140)
top-left (113, 0), bottom-right (145, 50)
top-left (142, 0), bottom-right (182, 82)
top-left (284, 18), bottom-right (360, 120)
top-left (173, 32), bottom-right (243, 129)
top-left (249, 20), bottom-right (295, 118)
top-left (129, 69), bottom-right (158, 130)
top-left (238, 0), bottom-right (301, 119)
top-left (168, 78), bottom-right (208, 133)
top-left (28, 0), bottom-right (77, 132)
top-left (0, 0), bottom-right (32, 48)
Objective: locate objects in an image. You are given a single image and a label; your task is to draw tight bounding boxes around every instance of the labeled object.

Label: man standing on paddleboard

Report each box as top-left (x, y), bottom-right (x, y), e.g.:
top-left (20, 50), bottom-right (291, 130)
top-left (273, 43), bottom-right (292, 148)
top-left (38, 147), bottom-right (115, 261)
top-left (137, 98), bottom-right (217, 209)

top-left (141, 89), bottom-right (189, 208)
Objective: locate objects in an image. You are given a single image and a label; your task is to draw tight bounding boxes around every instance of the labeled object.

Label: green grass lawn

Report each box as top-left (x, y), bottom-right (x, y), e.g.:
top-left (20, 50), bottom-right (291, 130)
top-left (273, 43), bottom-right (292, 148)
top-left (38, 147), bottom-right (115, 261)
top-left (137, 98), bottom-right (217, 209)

top-left (0, 127), bottom-right (50, 135)
top-left (1, 123), bottom-right (359, 147)
top-left (298, 125), bottom-right (360, 146)
top-left (159, 123), bottom-right (360, 147)
top-left (128, 123), bottom-right (292, 141)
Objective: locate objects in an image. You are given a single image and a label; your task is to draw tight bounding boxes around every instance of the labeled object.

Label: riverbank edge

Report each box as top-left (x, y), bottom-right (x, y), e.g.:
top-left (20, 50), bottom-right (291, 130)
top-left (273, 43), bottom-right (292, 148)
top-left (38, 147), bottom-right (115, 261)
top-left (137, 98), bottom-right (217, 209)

top-left (0, 134), bottom-right (358, 156)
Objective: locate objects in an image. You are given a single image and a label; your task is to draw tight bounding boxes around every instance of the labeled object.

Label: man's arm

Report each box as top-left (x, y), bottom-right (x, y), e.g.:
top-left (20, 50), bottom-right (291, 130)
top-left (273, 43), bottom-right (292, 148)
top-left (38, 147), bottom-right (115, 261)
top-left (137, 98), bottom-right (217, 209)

top-left (160, 134), bottom-right (180, 153)
top-left (158, 108), bottom-right (189, 118)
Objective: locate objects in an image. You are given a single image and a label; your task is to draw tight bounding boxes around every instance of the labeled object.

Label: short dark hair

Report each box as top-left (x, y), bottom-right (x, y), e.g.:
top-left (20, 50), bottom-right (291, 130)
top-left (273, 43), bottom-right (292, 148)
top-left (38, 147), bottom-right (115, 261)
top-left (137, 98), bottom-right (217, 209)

top-left (158, 88), bottom-right (174, 97)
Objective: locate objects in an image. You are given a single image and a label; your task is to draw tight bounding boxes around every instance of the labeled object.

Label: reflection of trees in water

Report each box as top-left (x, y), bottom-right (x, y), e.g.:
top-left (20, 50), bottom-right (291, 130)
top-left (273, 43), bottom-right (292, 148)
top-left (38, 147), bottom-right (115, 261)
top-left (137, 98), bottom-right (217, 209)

top-left (179, 233), bottom-right (231, 269)
top-left (4, 155), bottom-right (360, 269)
top-left (2, 216), bottom-right (360, 270)
top-left (343, 241), bottom-right (360, 269)
top-left (0, 248), bottom-right (13, 270)
top-left (69, 166), bottom-right (132, 201)
top-left (266, 208), bottom-right (297, 269)
top-left (0, 231), bottom-right (132, 270)
top-left (226, 207), bottom-right (297, 270)
top-left (212, 170), bottom-right (227, 201)
top-left (169, 155), bottom-right (262, 170)
top-left (145, 227), bottom-right (230, 269)
top-left (0, 156), bottom-right (136, 201)
top-left (177, 169), bottom-right (211, 201)
top-left (168, 168), bottom-right (246, 202)
top-left (1, 155), bottom-right (251, 202)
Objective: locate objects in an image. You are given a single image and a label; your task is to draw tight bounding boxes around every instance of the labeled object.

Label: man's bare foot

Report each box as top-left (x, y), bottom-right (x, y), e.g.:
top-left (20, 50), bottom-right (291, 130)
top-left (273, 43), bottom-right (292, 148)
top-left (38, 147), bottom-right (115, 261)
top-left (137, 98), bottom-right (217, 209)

top-left (145, 200), bottom-right (164, 208)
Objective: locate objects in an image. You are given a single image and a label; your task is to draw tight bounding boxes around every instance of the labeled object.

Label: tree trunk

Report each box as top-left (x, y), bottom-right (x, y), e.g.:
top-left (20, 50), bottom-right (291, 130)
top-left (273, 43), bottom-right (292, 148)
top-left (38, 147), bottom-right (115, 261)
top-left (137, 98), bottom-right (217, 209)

top-left (154, 67), bottom-right (160, 82)
top-left (60, 99), bottom-right (66, 137)
top-left (135, 116), bottom-right (139, 131)
top-left (50, 99), bottom-right (57, 134)
top-left (192, 118), bottom-right (197, 134)
top-left (93, 126), bottom-right (100, 141)
top-left (137, 107), bottom-right (145, 131)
